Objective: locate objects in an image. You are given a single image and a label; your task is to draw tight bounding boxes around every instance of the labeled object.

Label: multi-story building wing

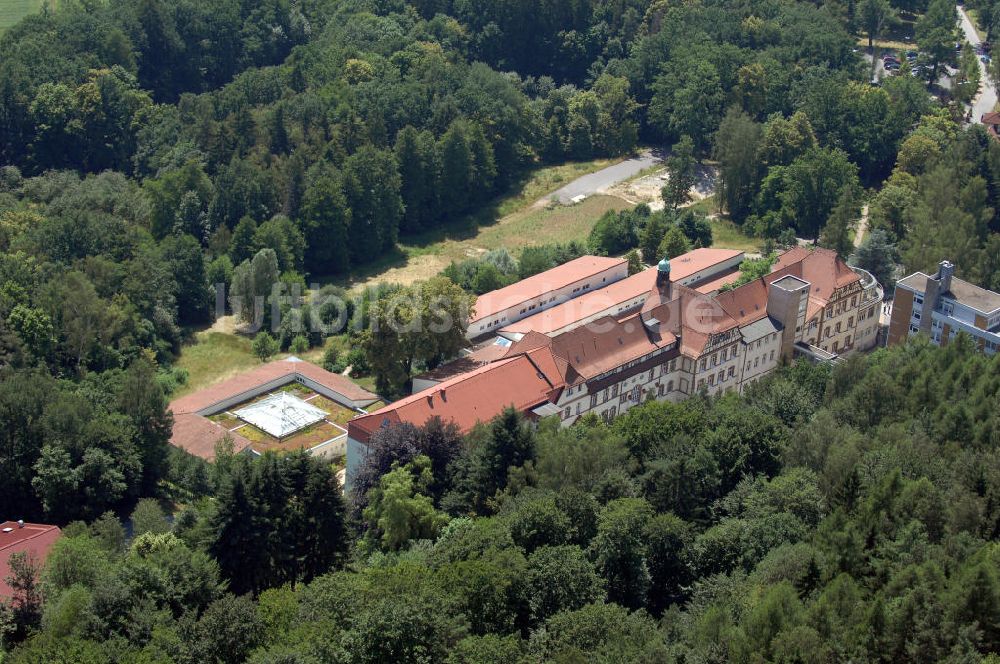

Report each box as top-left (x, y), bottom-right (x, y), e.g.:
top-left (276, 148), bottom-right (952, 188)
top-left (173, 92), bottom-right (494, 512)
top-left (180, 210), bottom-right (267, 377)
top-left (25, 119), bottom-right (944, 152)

top-left (888, 260), bottom-right (1000, 354)
top-left (466, 255), bottom-right (628, 339)
top-left (766, 247), bottom-right (883, 354)
top-left (347, 247), bottom-right (883, 484)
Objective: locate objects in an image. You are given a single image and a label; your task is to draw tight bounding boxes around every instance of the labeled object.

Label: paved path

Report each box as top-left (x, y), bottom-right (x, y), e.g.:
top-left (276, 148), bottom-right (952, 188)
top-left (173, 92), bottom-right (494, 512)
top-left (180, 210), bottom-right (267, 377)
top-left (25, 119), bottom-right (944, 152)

top-left (854, 204), bottom-right (869, 249)
top-left (550, 149), bottom-right (665, 204)
top-left (959, 5), bottom-right (997, 122)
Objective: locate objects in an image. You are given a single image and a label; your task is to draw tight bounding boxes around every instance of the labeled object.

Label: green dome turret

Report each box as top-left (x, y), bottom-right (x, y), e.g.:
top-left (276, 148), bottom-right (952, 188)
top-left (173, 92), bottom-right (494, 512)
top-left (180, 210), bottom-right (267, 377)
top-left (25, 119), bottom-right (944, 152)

top-left (657, 257), bottom-right (671, 274)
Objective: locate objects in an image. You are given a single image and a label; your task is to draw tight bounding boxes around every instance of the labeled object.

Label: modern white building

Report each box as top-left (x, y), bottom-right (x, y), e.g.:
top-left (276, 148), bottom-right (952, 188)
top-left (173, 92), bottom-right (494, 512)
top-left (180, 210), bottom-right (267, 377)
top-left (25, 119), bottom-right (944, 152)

top-left (888, 260), bottom-right (1000, 354)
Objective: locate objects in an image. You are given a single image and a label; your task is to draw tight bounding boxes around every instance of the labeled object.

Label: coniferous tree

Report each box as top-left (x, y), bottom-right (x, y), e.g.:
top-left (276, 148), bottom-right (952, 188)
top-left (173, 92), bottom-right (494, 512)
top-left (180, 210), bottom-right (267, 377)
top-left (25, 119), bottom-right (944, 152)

top-left (301, 162), bottom-right (351, 274)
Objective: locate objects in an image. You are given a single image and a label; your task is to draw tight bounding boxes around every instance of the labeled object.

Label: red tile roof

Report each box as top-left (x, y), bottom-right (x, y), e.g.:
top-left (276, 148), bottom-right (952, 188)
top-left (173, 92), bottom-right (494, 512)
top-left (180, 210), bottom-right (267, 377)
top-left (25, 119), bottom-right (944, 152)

top-left (769, 247), bottom-right (860, 319)
top-left (544, 309), bottom-right (677, 381)
top-left (500, 268), bottom-right (657, 335)
top-left (348, 355), bottom-right (562, 444)
top-left (694, 269), bottom-right (742, 294)
top-left (498, 250), bottom-right (743, 337)
top-left (982, 112), bottom-right (1000, 125)
top-left (667, 248), bottom-right (743, 280)
top-left (715, 279), bottom-right (770, 327)
top-left (411, 339), bottom-right (513, 384)
top-left (0, 522), bottom-right (60, 599)
top-left (170, 358), bottom-right (378, 416)
top-left (347, 247), bottom-right (859, 442)
top-left (171, 413), bottom-right (253, 460)
top-left (169, 358), bottom-right (377, 459)
top-left (471, 256), bottom-right (626, 324)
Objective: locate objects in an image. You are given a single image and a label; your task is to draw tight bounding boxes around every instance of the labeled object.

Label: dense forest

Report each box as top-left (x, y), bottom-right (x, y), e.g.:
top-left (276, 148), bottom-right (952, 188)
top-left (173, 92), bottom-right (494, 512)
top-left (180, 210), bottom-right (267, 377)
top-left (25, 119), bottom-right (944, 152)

top-left (4, 0), bottom-right (1000, 660)
top-left (2, 0), bottom-right (1000, 386)
top-left (5, 339), bottom-right (1000, 662)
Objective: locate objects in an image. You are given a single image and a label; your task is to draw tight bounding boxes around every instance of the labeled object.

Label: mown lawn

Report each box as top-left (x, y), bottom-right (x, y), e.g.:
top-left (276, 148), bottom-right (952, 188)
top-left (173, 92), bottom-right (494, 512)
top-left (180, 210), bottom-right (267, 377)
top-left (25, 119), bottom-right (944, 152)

top-left (0, 0), bottom-right (46, 33)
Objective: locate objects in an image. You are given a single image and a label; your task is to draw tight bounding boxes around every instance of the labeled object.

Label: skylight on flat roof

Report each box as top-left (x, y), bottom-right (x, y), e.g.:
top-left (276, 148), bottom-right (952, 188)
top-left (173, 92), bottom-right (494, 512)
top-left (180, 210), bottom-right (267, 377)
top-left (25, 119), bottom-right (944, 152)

top-left (234, 392), bottom-right (328, 438)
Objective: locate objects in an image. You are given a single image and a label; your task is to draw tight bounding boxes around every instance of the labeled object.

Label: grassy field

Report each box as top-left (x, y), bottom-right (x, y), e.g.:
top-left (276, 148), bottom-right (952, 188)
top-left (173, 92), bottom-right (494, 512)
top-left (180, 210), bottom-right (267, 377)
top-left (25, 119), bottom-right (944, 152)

top-left (320, 157), bottom-right (624, 292)
top-left (0, 0), bottom-right (45, 33)
top-left (172, 329), bottom-right (323, 396)
top-left (710, 218), bottom-right (760, 253)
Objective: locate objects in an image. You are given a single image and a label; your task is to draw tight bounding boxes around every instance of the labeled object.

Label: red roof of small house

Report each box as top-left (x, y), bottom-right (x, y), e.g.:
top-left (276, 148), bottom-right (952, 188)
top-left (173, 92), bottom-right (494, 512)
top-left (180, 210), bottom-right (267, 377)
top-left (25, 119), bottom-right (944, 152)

top-left (470, 256), bottom-right (626, 324)
top-left (982, 112), bottom-right (1000, 125)
top-left (0, 522), bottom-right (61, 599)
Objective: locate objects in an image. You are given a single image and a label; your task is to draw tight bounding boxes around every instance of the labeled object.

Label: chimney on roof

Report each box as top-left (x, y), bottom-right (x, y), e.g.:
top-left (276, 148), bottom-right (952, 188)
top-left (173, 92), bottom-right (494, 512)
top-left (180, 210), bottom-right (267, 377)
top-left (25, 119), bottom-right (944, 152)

top-left (938, 260), bottom-right (955, 293)
top-left (440, 388), bottom-right (446, 401)
top-left (656, 257), bottom-right (672, 299)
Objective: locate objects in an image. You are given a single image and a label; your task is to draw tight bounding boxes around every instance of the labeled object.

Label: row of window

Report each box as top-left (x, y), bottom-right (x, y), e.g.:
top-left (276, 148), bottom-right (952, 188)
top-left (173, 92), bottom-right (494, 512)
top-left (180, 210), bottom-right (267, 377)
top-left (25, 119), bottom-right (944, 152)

top-left (825, 294), bottom-right (859, 318)
top-left (477, 315), bottom-right (508, 332)
top-left (745, 350), bottom-right (776, 372)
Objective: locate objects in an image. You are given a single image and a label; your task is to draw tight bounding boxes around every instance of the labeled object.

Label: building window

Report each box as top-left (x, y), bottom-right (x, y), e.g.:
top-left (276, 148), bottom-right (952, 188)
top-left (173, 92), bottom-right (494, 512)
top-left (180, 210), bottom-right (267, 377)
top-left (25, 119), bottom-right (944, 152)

top-left (658, 384), bottom-right (664, 396)
top-left (728, 366), bottom-right (735, 377)
top-left (564, 407), bottom-right (571, 419)
top-left (845, 335), bottom-right (851, 347)
top-left (667, 380), bottom-right (674, 391)
top-left (718, 370), bottom-right (725, 383)
top-left (632, 386), bottom-right (641, 401)
top-left (848, 316), bottom-right (854, 328)
top-left (612, 384), bottom-right (619, 397)
top-left (708, 375), bottom-right (715, 386)
top-left (699, 359), bottom-right (706, 371)
top-left (769, 350), bottom-right (774, 361)
top-left (576, 403), bottom-right (581, 415)
top-left (851, 295), bottom-right (857, 306)
top-left (832, 341), bottom-right (839, 353)
top-left (590, 395), bottom-right (598, 408)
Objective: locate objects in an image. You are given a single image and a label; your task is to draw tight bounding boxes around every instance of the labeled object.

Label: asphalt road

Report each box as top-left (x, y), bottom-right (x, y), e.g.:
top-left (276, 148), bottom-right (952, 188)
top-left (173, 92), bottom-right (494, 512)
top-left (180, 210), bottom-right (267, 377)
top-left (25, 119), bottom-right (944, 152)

top-left (959, 5), bottom-right (998, 122)
top-left (550, 149), bottom-right (665, 204)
